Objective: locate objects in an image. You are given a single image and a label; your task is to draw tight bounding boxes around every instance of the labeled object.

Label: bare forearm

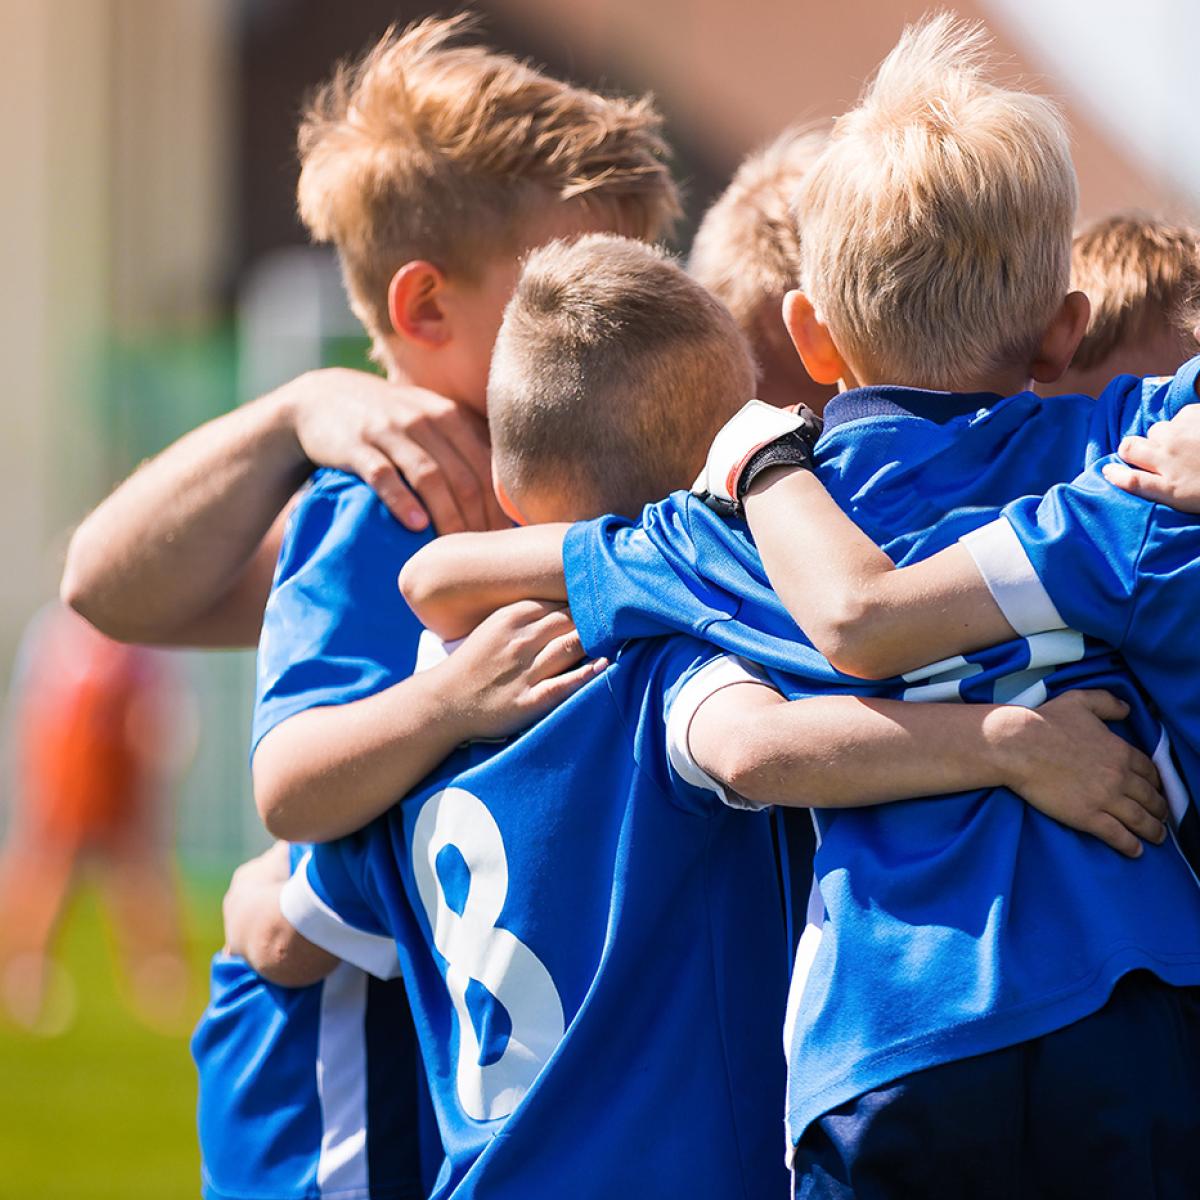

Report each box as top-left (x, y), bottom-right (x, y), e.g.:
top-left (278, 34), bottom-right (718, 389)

top-left (694, 689), bottom-right (1022, 808)
top-left (400, 527), bottom-right (569, 639)
top-left (253, 667), bottom-right (474, 842)
top-left (744, 468), bottom-right (1012, 678)
top-left (62, 389), bottom-right (308, 646)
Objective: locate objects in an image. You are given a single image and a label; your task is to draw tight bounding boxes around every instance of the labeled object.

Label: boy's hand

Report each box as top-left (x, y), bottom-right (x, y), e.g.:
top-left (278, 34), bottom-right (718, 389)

top-left (1103, 406), bottom-right (1200, 512)
top-left (221, 842), bottom-right (292, 957)
top-left (993, 690), bottom-right (1167, 857)
top-left (439, 601), bottom-right (607, 741)
top-left (280, 368), bottom-right (509, 534)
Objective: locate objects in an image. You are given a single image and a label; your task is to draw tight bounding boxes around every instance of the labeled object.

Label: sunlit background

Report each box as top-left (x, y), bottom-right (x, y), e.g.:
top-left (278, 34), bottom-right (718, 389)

top-left (0, 0), bottom-right (1195, 1195)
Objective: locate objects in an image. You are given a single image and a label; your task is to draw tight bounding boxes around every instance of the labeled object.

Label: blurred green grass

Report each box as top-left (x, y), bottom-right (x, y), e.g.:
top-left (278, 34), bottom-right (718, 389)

top-left (0, 871), bottom-right (227, 1200)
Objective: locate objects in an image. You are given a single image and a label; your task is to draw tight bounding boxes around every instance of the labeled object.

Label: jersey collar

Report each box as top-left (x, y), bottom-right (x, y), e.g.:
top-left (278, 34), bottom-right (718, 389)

top-left (822, 385), bottom-right (1006, 431)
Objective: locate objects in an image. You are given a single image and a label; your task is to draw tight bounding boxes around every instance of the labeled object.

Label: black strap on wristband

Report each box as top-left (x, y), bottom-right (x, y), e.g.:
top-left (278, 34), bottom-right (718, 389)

top-left (735, 405), bottom-right (824, 501)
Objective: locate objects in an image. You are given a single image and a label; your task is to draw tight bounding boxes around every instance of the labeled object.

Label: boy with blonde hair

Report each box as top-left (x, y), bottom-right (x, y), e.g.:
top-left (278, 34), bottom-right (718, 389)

top-left (230, 234), bottom-right (1153, 1199)
top-left (424, 18), bottom-right (1200, 1195)
top-left (181, 18), bottom-right (684, 1200)
top-left (689, 126), bottom-right (834, 409)
top-left (1055, 212), bottom-right (1200, 395)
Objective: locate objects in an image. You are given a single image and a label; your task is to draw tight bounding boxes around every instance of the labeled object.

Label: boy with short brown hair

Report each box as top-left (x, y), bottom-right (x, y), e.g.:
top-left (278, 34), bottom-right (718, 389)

top-left (1056, 212), bottom-right (1200, 395)
top-left (689, 126), bottom-right (834, 409)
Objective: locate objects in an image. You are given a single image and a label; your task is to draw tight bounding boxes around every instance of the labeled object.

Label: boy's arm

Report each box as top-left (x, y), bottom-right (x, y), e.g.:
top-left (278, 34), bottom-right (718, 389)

top-left (399, 526), bottom-right (570, 641)
top-left (254, 600), bottom-right (604, 842)
top-left (61, 369), bottom-right (502, 647)
top-left (685, 679), bottom-right (1166, 857)
top-left (741, 466), bottom-right (1023, 677)
top-left (222, 844), bottom-right (340, 988)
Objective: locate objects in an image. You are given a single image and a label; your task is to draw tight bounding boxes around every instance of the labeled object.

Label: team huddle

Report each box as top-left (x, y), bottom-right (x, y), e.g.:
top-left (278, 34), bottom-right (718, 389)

top-left (62, 13), bottom-right (1200, 1200)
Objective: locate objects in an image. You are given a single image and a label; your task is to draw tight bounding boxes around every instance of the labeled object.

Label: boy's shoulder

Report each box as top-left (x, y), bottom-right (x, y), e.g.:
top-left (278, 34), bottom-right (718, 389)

top-left (284, 467), bottom-right (434, 563)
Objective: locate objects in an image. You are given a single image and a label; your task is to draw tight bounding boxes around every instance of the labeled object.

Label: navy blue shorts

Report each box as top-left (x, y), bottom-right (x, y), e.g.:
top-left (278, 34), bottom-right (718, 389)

top-left (793, 971), bottom-right (1200, 1199)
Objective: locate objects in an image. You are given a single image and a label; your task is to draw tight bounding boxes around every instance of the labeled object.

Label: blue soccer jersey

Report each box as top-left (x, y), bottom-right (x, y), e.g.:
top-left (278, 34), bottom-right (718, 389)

top-left (560, 379), bottom-right (1200, 1150)
top-left (191, 469), bottom-right (443, 1200)
top-left (273, 637), bottom-right (795, 1200)
top-left (192, 846), bottom-right (435, 1200)
top-left (961, 359), bottom-right (1200, 868)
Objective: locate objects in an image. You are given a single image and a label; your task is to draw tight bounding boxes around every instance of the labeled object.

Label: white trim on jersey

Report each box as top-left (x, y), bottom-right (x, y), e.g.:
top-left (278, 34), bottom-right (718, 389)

top-left (281, 855), bottom-right (402, 980)
top-left (316, 962), bottom-right (371, 1199)
top-left (960, 517), bottom-right (1067, 637)
top-left (664, 654), bottom-right (779, 809)
top-left (783, 811), bottom-right (825, 1171)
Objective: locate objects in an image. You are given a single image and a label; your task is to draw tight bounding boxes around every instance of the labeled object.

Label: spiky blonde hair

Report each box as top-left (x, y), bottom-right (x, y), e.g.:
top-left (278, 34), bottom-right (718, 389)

top-left (795, 14), bottom-right (1077, 389)
top-left (689, 125), bottom-right (829, 333)
top-left (1071, 213), bottom-right (1200, 370)
top-left (297, 15), bottom-right (681, 340)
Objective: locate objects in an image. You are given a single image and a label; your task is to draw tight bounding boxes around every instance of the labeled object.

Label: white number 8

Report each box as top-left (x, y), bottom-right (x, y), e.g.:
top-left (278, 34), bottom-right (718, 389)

top-left (411, 786), bottom-right (565, 1122)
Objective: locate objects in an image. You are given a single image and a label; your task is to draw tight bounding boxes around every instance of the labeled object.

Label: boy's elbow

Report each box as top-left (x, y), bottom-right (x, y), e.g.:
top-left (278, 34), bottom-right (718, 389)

top-left (256, 781), bottom-right (301, 842)
top-left (396, 557), bottom-right (423, 609)
top-left (804, 597), bottom-right (897, 680)
top-left (59, 538), bottom-right (113, 632)
top-left (253, 753), bottom-right (304, 842)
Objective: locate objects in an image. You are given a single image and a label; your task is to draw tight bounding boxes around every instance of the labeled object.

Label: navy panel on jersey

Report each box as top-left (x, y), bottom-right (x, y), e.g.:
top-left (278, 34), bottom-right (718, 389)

top-left (561, 378), bottom-right (1200, 1150)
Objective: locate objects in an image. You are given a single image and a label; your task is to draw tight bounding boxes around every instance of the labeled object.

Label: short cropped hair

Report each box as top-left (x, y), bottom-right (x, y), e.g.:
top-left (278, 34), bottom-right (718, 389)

top-left (689, 126), bottom-right (829, 334)
top-left (795, 15), bottom-right (1077, 389)
top-left (1071, 213), bottom-right (1200, 370)
top-left (489, 235), bottom-right (755, 518)
top-left (297, 16), bottom-right (681, 339)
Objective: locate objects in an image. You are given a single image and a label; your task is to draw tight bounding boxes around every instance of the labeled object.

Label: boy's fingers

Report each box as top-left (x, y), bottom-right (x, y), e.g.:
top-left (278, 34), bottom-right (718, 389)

top-left (531, 632), bottom-right (585, 678)
top-left (1124, 746), bottom-right (1162, 790)
top-left (356, 450), bottom-right (429, 530)
top-left (1101, 462), bottom-right (1172, 504)
top-left (1090, 813), bottom-right (1143, 859)
top-left (532, 657), bottom-right (608, 707)
top-left (1122, 772), bottom-right (1168, 822)
top-left (381, 423), bottom-right (489, 534)
top-left (1119, 435), bottom-right (1162, 468)
top-left (1072, 689), bottom-right (1128, 722)
top-left (1109, 793), bottom-right (1167, 845)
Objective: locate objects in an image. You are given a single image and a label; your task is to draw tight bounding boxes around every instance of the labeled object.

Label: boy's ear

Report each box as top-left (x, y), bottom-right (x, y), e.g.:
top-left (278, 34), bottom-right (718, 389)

top-left (1028, 290), bottom-right (1091, 384)
top-left (387, 262), bottom-right (452, 347)
top-left (782, 291), bottom-right (850, 386)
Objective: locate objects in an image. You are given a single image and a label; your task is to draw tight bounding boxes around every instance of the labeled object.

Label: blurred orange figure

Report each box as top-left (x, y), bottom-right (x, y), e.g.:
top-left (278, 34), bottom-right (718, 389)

top-left (0, 603), bottom-right (191, 1033)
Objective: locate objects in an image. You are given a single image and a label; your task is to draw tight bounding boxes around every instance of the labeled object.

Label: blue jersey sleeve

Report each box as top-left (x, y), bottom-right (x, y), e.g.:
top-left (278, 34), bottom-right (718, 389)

top-left (563, 500), bottom-right (743, 658)
top-left (563, 492), bottom-right (842, 685)
top-left (1092, 356), bottom-right (1200, 451)
top-left (252, 469), bottom-right (434, 753)
top-left (279, 831), bottom-right (402, 980)
top-left (965, 458), bottom-right (1200, 654)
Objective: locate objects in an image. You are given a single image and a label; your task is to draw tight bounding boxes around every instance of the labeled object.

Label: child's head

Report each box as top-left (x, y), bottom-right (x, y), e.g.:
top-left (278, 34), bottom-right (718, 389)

top-left (1055, 213), bottom-right (1200, 395)
top-left (788, 15), bottom-right (1087, 395)
top-left (689, 127), bottom-right (835, 411)
top-left (487, 235), bottom-right (755, 523)
top-left (297, 16), bottom-right (681, 409)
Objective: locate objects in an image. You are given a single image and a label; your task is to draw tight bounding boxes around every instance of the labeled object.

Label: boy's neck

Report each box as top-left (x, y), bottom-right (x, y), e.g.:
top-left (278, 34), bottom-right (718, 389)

top-left (843, 366), bottom-right (1033, 399)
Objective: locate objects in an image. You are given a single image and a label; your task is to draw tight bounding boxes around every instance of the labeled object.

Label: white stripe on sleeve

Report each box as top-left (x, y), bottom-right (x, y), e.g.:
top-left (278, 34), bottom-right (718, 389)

top-left (665, 654), bottom-right (779, 810)
top-left (959, 517), bottom-right (1066, 637)
top-left (280, 856), bottom-right (402, 980)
